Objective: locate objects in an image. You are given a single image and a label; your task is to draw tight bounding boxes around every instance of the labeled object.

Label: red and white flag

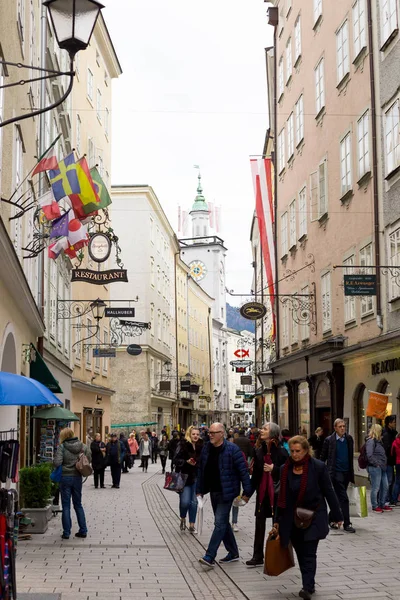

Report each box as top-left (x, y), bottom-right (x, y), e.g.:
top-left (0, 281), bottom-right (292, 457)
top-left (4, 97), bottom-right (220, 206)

top-left (250, 158), bottom-right (276, 338)
top-left (32, 147), bottom-right (58, 177)
top-left (38, 190), bottom-right (61, 221)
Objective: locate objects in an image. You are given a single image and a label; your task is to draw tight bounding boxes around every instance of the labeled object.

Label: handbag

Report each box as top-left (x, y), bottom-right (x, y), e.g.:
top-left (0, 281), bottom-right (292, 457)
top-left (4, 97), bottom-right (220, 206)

top-left (50, 464), bottom-right (62, 483)
top-left (163, 471), bottom-right (188, 492)
top-left (76, 451), bottom-right (93, 477)
top-left (294, 506), bottom-right (316, 529)
top-left (264, 534), bottom-right (295, 576)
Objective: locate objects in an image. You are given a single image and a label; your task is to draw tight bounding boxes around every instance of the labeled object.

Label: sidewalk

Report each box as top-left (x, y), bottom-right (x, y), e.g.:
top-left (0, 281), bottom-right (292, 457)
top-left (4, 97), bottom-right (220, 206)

top-left (16, 460), bottom-right (400, 600)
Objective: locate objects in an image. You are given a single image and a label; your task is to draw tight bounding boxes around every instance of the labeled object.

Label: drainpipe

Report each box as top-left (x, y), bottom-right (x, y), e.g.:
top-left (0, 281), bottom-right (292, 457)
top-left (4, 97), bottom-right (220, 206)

top-left (174, 251), bottom-right (179, 427)
top-left (367, 0), bottom-right (383, 330)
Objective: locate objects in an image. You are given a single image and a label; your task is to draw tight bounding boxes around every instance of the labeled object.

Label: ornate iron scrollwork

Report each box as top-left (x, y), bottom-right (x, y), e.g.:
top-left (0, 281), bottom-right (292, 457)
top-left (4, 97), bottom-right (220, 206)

top-left (57, 300), bottom-right (93, 319)
top-left (280, 293), bottom-right (316, 333)
top-left (109, 318), bottom-right (150, 346)
top-left (281, 253), bottom-right (315, 283)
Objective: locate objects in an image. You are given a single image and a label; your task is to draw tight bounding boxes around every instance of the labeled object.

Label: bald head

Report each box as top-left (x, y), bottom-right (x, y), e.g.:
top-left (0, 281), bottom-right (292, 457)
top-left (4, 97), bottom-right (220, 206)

top-left (209, 422), bottom-right (225, 447)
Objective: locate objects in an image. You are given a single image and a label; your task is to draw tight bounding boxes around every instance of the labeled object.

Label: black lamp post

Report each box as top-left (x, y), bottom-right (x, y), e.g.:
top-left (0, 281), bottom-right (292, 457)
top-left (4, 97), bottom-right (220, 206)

top-left (0, 0), bottom-right (104, 129)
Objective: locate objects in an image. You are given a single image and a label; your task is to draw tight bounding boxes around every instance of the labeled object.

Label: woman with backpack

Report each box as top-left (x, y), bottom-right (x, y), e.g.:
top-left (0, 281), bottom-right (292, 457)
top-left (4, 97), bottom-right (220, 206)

top-left (366, 424), bottom-right (393, 513)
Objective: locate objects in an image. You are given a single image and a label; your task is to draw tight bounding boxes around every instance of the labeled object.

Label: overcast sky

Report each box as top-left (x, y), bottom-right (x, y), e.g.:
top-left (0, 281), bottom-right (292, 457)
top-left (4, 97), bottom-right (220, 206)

top-left (105, 1), bottom-right (273, 305)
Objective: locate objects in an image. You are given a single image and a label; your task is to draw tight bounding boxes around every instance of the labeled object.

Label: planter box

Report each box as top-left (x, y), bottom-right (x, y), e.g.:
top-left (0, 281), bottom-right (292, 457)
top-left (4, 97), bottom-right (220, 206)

top-left (21, 506), bottom-right (51, 534)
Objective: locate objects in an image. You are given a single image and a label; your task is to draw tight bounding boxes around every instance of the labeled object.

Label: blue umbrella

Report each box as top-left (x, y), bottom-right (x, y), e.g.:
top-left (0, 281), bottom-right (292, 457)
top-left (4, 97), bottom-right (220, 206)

top-left (0, 372), bottom-right (63, 406)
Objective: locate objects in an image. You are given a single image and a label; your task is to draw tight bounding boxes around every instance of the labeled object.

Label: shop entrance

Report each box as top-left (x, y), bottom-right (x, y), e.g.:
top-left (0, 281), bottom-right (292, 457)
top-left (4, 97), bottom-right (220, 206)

top-left (315, 379), bottom-right (331, 436)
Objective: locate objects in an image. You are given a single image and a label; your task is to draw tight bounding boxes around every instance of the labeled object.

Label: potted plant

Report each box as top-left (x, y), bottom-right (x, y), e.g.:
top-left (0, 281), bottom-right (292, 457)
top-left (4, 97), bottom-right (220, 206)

top-left (20, 463), bottom-right (52, 533)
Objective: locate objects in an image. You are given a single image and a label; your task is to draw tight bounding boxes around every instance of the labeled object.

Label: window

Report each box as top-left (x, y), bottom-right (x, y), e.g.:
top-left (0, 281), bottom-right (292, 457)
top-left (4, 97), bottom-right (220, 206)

top-left (357, 111), bottom-right (370, 178)
top-left (157, 311), bottom-right (161, 340)
top-left (336, 20), bottom-right (349, 82)
top-left (298, 186), bottom-right (307, 238)
top-left (75, 315), bottom-right (82, 363)
top-left (278, 128), bottom-right (285, 173)
top-left (291, 296), bottom-right (299, 345)
top-left (289, 200), bottom-right (296, 248)
top-left (385, 99), bottom-right (400, 175)
top-left (295, 94), bottom-right (304, 145)
top-left (353, 0), bottom-right (366, 56)
top-left (96, 49), bottom-right (100, 67)
top-left (49, 260), bottom-right (57, 342)
top-left (150, 305), bottom-right (155, 335)
top-left (360, 244), bottom-right (374, 315)
top-left (389, 228), bottom-right (400, 299)
top-left (321, 272), bottom-right (331, 332)
top-left (104, 69), bottom-right (109, 86)
top-left (105, 107), bottom-right (109, 137)
top-left (17, 0), bottom-right (25, 42)
top-left (318, 159), bottom-right (328, 216)
top-left (381, 0), bottom-right (398, 46)
top-left (86, 318), bottom-right (92, 367)
top-left (103, 328), bottom-right (108, 374)
top-left (87, 68), bottom-right (93, 101)
top-left (278, 56), bottom-right (284, 99)
top-left (94, 338), bottom-right (100, 372)
top-left (96, 89), bottom-right (102, 122)
top-left (150, 257), bottom-right (155, 286)
top-left (150, 358), bottom-right (154, 388)
top-left (281, 211), bottom-right (288, 257)
top-left (314, 0), bottom-right (322, 24)
top-left (286, 38), bottom-right (292, 83)
top-left (282, 301), bottom-right (289, 348)
top-left (344, 255), bottom-right (356, 322)
top-left (315, 58), bottom-right (325, 115)
top-left (300, 285), bottom-right (310, 340)
top-left (88, 137), bottom-right (95, 167)
top-left (157, 266), bottom-right (161, 293)
top-left (287, 112), bottom-right (294, 158)
top-left (340, 132), bottom-right (352, 195)
top-left (294, 16), bottom-right (301, 62)
top-left (286, 0), bottom-right (292, 17)
top-left (76, 115), bottom-right (81, 156)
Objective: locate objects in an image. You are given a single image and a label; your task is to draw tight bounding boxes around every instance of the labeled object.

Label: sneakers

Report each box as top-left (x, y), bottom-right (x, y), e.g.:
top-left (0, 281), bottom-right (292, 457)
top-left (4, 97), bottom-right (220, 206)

top-left (219, 554), bottom-right (239, 563)
top-left (199, 556), bottom-right (215, 568)
top-left (232, 524), bottom-right (239, 532)
top-left (75, 532), bottom-right (87, 538)
top-left (343, 525), bottom-right (356, 533)
top-left (373, 507), bottom-right (383, 513)
top-left (299, 589), bottom-right (315, 600)
top-left (245, 557), bottom-right (263, 567)
top-left (382, 505), bottom-right (393, 511)
top-left (188, 525), bottom-right (197, 534)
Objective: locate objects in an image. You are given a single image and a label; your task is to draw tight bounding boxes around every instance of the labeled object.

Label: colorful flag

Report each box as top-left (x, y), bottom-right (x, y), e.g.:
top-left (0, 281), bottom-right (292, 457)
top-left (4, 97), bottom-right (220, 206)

top-left (69, 157), bottom-right (101, 216)
top-left (49, 152), bottom-right (80, 201)
top-left (48, 237), bottom-right (69, 259)
top-left (50, 211), bottom-right (70, 239)
top-left (68, 216), bottom-right (88, 247)
top-left (32, 134), bottom-right (61, 176)
top-left (38, 190), bottom-right (61, 221)
top-left (90, 167), bottom-right (112, 209)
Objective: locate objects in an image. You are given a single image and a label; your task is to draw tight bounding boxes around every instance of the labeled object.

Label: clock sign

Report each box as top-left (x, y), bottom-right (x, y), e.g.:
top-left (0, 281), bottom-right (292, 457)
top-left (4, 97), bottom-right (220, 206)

top-left (189, 260), bottom-right (207, 282)
top-left (88, 233), bottom-right (112, 263)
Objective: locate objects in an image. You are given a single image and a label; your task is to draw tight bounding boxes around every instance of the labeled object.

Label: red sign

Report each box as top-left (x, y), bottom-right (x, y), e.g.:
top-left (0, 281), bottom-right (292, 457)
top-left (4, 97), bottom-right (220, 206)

top-left (235, 367), bottom-right (246, 373)
top-left (234, 349), bottom-right (249, 358)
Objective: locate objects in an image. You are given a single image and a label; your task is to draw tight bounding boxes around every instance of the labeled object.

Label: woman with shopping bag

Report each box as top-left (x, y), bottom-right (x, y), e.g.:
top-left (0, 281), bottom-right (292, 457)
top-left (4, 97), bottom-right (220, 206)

top-left (270, 436), bottom-right (342, 600)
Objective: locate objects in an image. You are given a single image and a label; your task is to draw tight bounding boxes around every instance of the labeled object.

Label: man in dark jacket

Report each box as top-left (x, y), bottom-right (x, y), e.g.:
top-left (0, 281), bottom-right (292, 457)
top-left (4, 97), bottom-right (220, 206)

top-left (382, 415), bottom-right (397, 505)
top-left (320, 419), bottom-right (355, 533)
top-left (151, 431), bottom-right (159, 464)
top-left (233, 428), bottom-right (253, 460)
top-left (196, 422), bottom-right (252, 567)
top-left (119, 433), bottom-right (131, 473)
top-left (106, 434), bottom-right (125, 488)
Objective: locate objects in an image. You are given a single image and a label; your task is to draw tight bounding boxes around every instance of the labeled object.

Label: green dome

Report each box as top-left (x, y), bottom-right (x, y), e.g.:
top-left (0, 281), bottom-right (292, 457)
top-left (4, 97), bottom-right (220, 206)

top-left (191, 173), bottom-right (208, 212)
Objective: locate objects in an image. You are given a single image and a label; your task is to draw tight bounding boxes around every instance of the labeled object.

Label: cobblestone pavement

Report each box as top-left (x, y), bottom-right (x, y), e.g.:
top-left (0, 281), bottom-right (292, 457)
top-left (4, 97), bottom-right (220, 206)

top-left (16, 460), bottom-right (400, 600)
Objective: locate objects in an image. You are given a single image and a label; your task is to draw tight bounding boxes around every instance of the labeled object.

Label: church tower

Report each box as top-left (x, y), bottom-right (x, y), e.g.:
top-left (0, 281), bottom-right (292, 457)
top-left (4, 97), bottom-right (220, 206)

top-left (190, 173), bottom-right (209, 240)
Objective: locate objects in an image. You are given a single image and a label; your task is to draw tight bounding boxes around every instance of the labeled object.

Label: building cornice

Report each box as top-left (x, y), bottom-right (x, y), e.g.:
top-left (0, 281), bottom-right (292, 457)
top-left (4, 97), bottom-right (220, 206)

top-left (72, 378), bottom-right (115, 396)
top-left (0, 217), bottom-right (44, 337)
top-left (95, 14), bottom-right (123, 78)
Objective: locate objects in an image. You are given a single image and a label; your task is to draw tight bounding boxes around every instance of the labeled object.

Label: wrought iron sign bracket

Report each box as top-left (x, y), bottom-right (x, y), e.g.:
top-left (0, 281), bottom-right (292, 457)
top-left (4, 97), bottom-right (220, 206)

top-left (57, 298), bottom-right (139, 320)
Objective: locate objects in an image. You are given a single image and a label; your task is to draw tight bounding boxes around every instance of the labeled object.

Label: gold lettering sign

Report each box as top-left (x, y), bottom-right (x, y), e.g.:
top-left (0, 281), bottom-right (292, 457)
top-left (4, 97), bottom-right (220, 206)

top-left (71, 269), bottom-right (128, 285)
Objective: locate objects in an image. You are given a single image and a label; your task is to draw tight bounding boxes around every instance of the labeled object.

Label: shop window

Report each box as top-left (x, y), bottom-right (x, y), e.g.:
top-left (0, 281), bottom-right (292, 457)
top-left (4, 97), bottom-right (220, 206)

top-left (353, 383), bottom-right (366, 451)
top-left (278, 386), bottom-right (289, 430)
top-left (298, 382), bottom-right (310, 437)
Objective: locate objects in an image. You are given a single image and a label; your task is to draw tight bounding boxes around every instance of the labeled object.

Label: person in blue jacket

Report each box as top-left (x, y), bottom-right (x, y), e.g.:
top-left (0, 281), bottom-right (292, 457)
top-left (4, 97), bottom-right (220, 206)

top-left (196, 422), bottom-right (252, 567)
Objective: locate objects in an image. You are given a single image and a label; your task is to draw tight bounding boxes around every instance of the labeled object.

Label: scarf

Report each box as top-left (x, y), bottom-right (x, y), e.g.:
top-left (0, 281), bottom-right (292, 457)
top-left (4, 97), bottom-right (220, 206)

top-left (258, 439), bottom-right (278, 509)
top-left (277, 454), bottom-right (311, 509)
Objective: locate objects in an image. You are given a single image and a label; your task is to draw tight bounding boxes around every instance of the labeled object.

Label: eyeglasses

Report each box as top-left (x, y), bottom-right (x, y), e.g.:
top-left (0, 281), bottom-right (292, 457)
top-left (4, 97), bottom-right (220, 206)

top-left (209, 430), bottom-right (224, 435)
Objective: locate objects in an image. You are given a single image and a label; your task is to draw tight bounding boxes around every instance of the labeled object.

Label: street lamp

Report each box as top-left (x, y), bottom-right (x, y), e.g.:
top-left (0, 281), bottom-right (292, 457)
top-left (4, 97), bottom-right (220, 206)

top-left (257, 370), bottom-right (274, 391)
top-left (90, 298), bottom-right (106, 321)
top-left (164, 361), bottom-right (172, 375)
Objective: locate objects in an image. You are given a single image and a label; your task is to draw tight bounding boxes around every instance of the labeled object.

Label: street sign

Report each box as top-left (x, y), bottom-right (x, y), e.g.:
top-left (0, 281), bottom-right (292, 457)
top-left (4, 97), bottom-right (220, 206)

top-left (344, 274), bottom-right (377, 296)
top-left (243, 394), bottom-right (254, 403)
top-left (236, 367), bottom-right (247, 373)
top-left (234, 403), bottom-right (242, 409)
top-left (234, 348), bottom-right (250, 358)
top-left (240, 301), bottom-right (267, 320)
top-left (105, 307), bottom-right (135, 318)
top-left (236, 390), bottom-right (246, 396)
top-left (93, 347), bottom-right (116, 358)
top-left (241, 375), bottom-right (252, 385)
top-left (230, 359), bottom-right (253, 368)
top-left (126, 344), bottom-right (142, 356)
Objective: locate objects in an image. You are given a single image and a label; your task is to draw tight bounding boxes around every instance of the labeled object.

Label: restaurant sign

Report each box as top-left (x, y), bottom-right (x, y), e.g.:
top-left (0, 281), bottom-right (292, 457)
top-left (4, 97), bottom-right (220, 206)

top-left (71, 268), bottom-right (128, 284)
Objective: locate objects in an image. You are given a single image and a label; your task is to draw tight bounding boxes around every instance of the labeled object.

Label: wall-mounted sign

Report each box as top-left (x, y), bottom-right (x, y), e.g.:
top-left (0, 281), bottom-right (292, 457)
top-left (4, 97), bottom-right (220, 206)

top-left (234, 403), bottom-right (242, 409)
top-left (159, 381), bottom-right (171, 391)
top-left (241, 375), bottom-right (252, 385)
top-left (105, 307), bottom-right (135, 318)
top-left (243, 394), bottom-right (254, 403)
top-left (236, 367), bottom-right (247, 373)
top-left (371, 358), bottom-right (400, 375)
top-left (71, 269), bottom-right (128, 284)
top-left (88, 233), bottom-right (112, 263)
top-left (236, 390), bottom-right (246, 396)
top-left (234, 348), bottom-right (250, 358)
top-left (126, 344), bottom-right (142, 356)
top-left (230, 360), bottom-right (253, 368)
top-left (240, 302), bottom-right (267, 320)
top-left (93, 347), bottom-right (116, 358)
top-left (199, 395), bottom-right (212, 403)
top-left (344, 274), bottom-right (376, 296)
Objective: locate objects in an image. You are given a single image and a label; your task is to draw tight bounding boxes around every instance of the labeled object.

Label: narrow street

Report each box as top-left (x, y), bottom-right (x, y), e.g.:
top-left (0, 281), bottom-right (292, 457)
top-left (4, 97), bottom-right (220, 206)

top-left (17, 462), bottom-right (399, 600)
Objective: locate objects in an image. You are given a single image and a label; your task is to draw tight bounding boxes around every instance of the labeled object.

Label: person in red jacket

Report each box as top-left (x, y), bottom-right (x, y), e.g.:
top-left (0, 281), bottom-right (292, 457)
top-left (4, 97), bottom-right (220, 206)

top-left (390, 433), bottom-right (400, 505)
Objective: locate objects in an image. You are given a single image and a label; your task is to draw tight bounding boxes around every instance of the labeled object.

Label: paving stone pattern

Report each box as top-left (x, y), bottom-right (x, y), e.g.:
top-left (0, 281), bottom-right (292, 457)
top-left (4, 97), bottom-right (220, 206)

top-left (15, 460), bottom-right (400, 599)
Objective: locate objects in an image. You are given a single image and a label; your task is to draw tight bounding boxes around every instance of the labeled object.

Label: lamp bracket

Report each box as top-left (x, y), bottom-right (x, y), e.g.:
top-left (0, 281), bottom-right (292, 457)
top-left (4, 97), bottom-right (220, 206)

top-left (57, 299), bottom-right (139, 320)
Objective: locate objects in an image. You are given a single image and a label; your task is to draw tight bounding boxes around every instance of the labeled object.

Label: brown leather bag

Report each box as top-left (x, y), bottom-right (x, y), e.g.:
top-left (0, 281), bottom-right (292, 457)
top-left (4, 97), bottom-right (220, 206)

top-left (264, 534), bottom-right (295, 577)
top-left (294, 507), bottom-right (315, 529)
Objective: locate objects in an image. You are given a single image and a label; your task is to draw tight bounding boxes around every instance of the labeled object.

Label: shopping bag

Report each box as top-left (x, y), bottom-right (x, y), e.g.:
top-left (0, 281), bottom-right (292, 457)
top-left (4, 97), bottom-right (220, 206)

top-left (196, 495), bottom-right (208, 535)
top-left (50, 465), bottom-right (62, 483)
top-left (358, 485), bottom-right (368, 518)
top-left (163, 471), bottom-right (188, 492)
top-left (348, 484), bottom-right (368, 518)
top-left (264, 534), bottom-right (295, 576)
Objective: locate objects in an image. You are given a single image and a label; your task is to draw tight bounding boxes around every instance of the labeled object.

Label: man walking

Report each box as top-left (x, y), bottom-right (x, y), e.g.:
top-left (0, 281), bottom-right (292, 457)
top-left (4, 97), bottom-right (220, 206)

top-left (196, 422), bottom-right (252, 567)
top-left (320, 418), bottom-right (355, 533)
top-left (233, 428), bottom-right (253, 462)
top-left (382, 415), bottom-right (397, 505)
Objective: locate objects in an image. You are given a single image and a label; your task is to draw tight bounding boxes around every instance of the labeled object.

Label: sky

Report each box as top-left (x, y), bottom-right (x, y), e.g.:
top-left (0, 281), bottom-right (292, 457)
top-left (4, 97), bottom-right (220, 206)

top-left (104, 1), bottom-right (273, 305)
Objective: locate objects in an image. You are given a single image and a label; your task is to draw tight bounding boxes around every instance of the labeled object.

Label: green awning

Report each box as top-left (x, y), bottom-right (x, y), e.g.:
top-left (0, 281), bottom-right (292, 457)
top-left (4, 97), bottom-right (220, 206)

top-left (29, 346), bottom-right (63, 393)
top-left (111, 422), bottom-right (158, 429)
top-left (32, 407), bottom-right (79, 421)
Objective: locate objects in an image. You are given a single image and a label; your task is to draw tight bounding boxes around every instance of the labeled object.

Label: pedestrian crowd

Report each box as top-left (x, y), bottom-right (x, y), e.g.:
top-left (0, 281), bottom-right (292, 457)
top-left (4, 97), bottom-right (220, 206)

top-left (52, 415), bottom-right (400, 600)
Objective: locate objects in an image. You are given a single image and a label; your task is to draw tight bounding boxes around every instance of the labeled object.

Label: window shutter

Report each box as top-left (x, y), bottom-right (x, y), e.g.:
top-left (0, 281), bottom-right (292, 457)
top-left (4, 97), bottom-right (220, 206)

top-left (318, 160), bottom-right (327, 216)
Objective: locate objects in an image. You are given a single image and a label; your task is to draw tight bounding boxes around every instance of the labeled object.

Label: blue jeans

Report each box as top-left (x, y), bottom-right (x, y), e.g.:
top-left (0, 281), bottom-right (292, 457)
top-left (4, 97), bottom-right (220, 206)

top-left (391, 466), bottom-right (400, 504)
top-left (205, 492), bottom-right (238, 562)
top-left (60, 476), bottom-right (87, 536)
top-left (386, 465), bottom-right (394, 503)
top-left (368, 466), bottom-right (388, 509)
top-left (179, 482), bottom-right (198, 522)
top-left (231, 505), bottom-right (239, 524)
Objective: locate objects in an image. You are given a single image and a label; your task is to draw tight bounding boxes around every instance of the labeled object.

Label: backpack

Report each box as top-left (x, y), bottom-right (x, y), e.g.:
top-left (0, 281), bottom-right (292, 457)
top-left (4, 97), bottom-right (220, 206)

top-left (76, 451), bottom-right (93, 477)
top-left (358, 439), bottom-right (376, 470)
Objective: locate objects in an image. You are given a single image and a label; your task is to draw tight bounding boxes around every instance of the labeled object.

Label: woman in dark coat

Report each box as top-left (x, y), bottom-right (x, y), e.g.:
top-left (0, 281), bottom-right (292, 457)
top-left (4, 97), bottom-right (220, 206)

top-left (246, 422), bottom-right (288, 567)
top-left (271, 436), bottom-right (343, 600)
top-left (90, 433), bottom-right (107, 489)
top-left (174, 426), bottom-right (203, 532)
top-left (307, 427), bottom-right (324, 460)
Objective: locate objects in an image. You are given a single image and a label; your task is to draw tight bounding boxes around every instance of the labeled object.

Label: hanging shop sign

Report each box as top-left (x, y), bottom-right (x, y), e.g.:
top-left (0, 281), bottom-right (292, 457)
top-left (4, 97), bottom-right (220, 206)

top-left (236, 367), bottom-right (247, 373)
top-left (234, 403), bottom-right (242, 409)
top-left (105, 307), bottom-right (135, 318)
top-left (93, 347), bottom-right (116, 358)
top-left (199, 395), bottom-right (211, 402)
top-left (88, 233), bottom-right (112, 263)
top-left (234, 348), bottom-right (250, 358)
top-left (240, 302), bottom-right (267, 320)
top-left (159, 381), bottom-right (171, 391)
top-left (236, 390), bottom-right (246, 396)
top-left (243, 394), bottom-right (255, 403)
top-left (344, 274), bottom-right (377, 296)
top-left (241, 375), bottom-right (252, 385)
top-left (126, 344), bottom-right (142, 356)
top-left (230, 359), bottom-right (253, 368)
top-left (71, 268), bottom-right (128, 284)
top-left (366, 390), bottom-right (389, 419)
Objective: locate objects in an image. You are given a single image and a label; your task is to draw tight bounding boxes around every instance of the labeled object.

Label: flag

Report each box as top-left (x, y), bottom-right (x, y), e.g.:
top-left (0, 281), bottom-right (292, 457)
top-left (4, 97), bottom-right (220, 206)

top-left (49, 152), bottom-right (80, 201)
top-left (68, 216), bottom-right (88, 247)
top-left (90, 167), bottom-right (112, 209)
top-left (38, 190), bottom-right (61, 221)
top-left (32, 134), bottom-right (61, 176)
top-left (250, 158), bottom-right (276, 339)
top-left (50, 211), bottom-right (70, 239)
top-left (68, 157), bottom-right (101, 216)
top-left (48, 237), bottom-right (69, 259)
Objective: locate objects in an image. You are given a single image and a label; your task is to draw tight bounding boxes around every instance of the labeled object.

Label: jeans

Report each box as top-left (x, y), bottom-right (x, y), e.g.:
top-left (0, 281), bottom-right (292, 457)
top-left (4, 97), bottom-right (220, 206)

top-left (368, 465), bottom-right (388, 509)
top-left (151, 448), bottom-right (158, 463)
top-left (386, 465), bottom-right (394, 503)
top-left (291, 527), bottom-right (319, 592)
top-left (160, 455), bottom-right (167, 472)
top-left (179, 482), bottom-right (198, 522)
top-left (205, 492), bottom-right (238, 562)
top-left (110, 462), bottom-right (121, 487)
top-left (93, 468), bottom-right (105, 488)
top-left (231, 505), bottom-right (239, 524)
top-left (60, 476), bottom-right (87, 537)
top-left (142, 455), bottom-right (149, 471)
top-left (391, 466), bottom-right (400, 503)
top-left (329, 471), bottom-right (351, 527)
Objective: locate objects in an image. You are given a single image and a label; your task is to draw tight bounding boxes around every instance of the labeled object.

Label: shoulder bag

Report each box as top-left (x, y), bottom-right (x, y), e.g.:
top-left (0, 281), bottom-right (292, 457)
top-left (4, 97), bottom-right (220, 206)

top-left (294, 507), bottom-right (316, 529)
top-left (76, 451), bottom-right (93, 477)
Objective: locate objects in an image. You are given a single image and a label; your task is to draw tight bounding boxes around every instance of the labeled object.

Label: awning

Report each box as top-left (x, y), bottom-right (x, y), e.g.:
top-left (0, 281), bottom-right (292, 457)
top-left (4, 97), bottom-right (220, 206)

top-left (32, 406), bottom-right (80, 421)
top-left (111, 422), bottom-right (158, 429)
top-left (29, 345), bottom-right (63, 393)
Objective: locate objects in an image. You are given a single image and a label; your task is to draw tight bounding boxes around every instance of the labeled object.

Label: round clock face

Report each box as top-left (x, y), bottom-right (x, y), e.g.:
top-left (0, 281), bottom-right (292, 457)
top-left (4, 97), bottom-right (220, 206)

top-left (189, 260), bottom-right (207, 282)
top-left (88, 233), bottom-right (112, 263)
